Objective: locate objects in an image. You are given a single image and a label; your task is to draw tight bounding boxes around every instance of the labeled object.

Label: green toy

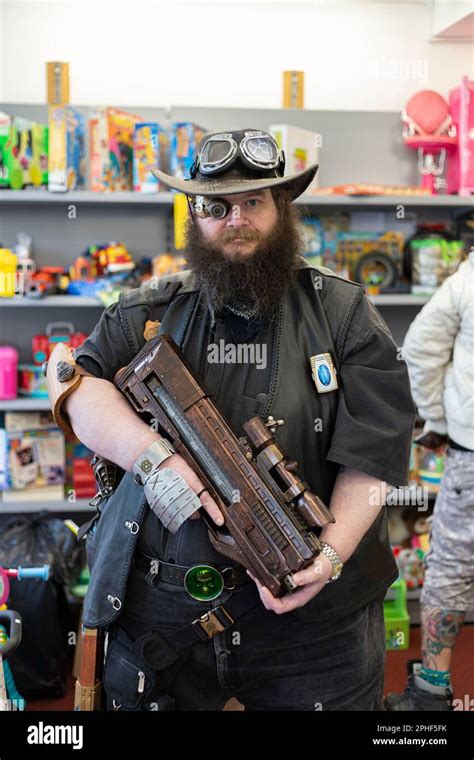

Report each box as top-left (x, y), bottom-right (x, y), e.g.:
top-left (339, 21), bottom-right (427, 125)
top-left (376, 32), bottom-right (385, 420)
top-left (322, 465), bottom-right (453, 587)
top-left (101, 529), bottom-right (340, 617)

top-left (384, 578), bottom-right (410, 651)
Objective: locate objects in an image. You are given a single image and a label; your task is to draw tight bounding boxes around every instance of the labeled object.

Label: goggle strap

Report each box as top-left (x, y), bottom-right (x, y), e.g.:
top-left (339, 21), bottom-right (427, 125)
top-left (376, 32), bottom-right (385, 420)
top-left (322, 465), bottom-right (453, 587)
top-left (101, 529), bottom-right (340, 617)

top-left (189, 158), bottom-right (199, 179)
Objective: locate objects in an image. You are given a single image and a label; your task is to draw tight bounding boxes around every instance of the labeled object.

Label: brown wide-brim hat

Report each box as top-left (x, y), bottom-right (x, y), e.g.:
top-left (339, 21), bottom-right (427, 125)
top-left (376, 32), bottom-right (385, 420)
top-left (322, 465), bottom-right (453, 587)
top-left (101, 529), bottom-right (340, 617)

top-left (151, 163), bottom-right (319, 201)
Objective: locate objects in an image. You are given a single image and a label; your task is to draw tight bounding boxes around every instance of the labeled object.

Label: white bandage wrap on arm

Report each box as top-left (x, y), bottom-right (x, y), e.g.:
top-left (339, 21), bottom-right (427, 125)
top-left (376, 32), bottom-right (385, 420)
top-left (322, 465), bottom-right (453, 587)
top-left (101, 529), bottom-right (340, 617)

top-left (132, 440), bottom-right (201, 533)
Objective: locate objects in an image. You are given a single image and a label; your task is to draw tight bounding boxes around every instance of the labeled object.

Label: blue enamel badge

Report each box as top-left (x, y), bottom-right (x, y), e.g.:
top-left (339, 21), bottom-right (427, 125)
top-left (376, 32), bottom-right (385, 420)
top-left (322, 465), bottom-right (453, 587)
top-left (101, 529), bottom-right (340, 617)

top-left (310, 352), bottom-right (338, 393)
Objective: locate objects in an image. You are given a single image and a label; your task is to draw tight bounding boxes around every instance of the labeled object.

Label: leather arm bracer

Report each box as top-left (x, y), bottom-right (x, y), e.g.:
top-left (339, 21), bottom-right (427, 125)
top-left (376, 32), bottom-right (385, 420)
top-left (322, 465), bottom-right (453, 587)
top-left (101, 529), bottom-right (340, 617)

top-left (45, 342), bottom-right (95, 435)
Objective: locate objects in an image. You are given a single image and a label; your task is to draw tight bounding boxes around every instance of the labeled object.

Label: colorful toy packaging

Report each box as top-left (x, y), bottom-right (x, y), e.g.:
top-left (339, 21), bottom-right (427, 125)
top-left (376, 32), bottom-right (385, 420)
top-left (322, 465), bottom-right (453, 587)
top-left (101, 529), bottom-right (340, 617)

top-left (393, 546), bottom-right (425, 590)
top-left (0, 113), bottom-right (11, 186)
top-left (269, 124), bottom-right (320, 192)
top-left (413, 444), bottom-right (446, 494)
top-left (334, 230), bottom-right (404, 289)
top-left (448, 76), bottom-right (474, 195)
top-left (0, 113), bottom-right (48, 189)
top-left (410, 238), bottom-right (464, 294)
top-left (170, 122), bottom-right (206, 179)
top-left (90, 108), bottom-right (142, 191)
top-left (133, 123), bottom-right (169, 192)
top-left (48, 106), bottom-right (86, 192)
top-left (301, 219), bottom-right (324, 267)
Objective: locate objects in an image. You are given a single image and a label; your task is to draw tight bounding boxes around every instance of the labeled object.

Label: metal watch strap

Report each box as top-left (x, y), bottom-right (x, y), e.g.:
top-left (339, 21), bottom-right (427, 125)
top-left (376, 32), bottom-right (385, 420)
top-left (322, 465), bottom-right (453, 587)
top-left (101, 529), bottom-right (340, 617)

top-left (132, 439), bottom-right (176, 485)
top-left (320, 541), bottom-right (343, 583)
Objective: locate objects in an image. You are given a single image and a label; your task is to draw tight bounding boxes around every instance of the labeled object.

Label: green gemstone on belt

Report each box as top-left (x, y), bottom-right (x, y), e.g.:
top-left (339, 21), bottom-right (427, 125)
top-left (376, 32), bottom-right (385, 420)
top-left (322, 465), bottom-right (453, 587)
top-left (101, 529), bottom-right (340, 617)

top-left (184, 564), bottom-right (224, 601)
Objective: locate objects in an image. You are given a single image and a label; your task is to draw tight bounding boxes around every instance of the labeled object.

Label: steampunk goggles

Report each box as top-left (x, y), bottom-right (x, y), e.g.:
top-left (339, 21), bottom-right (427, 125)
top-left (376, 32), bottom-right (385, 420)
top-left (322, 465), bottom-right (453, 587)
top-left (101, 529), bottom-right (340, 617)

top-left (190, 130), bottom-right (285, 178)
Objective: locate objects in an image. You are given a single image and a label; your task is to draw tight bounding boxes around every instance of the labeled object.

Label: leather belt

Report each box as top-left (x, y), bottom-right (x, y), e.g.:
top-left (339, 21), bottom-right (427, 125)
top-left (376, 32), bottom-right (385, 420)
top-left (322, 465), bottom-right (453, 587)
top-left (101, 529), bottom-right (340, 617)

top-left (132, 549), bottom-right (249, 590)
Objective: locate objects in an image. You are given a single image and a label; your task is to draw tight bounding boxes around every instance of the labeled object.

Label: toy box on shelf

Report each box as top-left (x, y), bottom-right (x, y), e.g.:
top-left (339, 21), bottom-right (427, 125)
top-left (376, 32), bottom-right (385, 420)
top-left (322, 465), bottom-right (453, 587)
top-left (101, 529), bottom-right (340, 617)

top-left (409, 237), bottom-right (464, 295)
top-left (0, 113), bottom-right (48, 189)
top-left (269, 124), bottom-right (320, 192)
top-left (170, 123), bottom-right (206, 178)
top-left (133, 123), bottom-right (169, 193)
top-left (301, 213), bottom-right (350, 269)
top-left (90, 108), bottom-right (142, 191)
top-left (334, 231), bottom-right (405, 292)
top-left (0, 412), bottom-right (65, 504)
top-left (16, 322), bottom-right (86, 399)
top-left (48, 106), bottom-right (86, 192)
top-left (65, 439), bottom-right (96, 500)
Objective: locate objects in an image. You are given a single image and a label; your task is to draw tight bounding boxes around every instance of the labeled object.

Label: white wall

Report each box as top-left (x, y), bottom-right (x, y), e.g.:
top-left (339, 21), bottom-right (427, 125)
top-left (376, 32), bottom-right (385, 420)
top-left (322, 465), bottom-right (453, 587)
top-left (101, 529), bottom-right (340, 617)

top-left (1, 0), bottom-right (473, 111)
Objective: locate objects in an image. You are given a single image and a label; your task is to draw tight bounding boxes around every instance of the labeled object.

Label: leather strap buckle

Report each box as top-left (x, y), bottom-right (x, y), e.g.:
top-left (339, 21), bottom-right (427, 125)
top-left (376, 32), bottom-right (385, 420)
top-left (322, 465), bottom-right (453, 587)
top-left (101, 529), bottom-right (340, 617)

top-left (191, 606), bottom-right (235, 641)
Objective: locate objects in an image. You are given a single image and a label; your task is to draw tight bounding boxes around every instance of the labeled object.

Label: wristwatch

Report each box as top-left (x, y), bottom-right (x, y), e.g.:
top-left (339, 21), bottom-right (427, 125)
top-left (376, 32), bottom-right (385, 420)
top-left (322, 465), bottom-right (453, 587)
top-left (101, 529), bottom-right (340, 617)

top-left (320, 541), bottom-right (344, 583)
top-left (132, 438), bottom-right (176, 485)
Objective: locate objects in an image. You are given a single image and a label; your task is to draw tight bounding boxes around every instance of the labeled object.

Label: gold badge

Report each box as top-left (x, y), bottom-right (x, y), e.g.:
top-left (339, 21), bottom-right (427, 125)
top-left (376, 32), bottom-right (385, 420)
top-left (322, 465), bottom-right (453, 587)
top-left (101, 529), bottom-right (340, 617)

top-left (143, 319), bottom-right (160, 340)
top-left (310, 353), bottom-right (338, 393)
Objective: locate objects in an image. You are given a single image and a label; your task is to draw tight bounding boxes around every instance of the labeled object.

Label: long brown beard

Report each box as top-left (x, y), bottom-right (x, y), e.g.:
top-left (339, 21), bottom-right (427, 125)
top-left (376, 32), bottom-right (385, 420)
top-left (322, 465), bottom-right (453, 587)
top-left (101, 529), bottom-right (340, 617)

top-left (183, 198), bottom-right (305, 320)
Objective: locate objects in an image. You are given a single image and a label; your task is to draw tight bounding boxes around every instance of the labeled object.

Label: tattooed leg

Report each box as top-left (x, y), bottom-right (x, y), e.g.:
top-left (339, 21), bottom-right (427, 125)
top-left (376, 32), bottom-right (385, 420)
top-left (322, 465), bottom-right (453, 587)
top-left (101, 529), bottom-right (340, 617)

top-left (421, 607), bottom-right (465, 672)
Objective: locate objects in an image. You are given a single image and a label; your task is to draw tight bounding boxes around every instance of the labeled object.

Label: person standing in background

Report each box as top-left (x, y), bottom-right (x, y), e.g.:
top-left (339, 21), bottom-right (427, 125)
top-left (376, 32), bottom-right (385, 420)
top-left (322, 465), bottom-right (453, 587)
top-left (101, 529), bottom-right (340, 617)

top-left (386, 250), bottom-right (474, 711)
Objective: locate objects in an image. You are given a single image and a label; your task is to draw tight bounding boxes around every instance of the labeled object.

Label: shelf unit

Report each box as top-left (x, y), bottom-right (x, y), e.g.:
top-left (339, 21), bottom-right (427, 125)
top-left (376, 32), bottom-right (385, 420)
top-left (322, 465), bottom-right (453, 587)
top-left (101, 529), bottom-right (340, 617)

top-left (1, 189), bottom-right (473, 208)
top-left (0, 397), bottom-right (50, 410)
top-left (1, 102), bottom-right (471, 515)
top-left (0, 293), bottom-right (433, 308)
top-left (0, 497), bottom-right (94, 513)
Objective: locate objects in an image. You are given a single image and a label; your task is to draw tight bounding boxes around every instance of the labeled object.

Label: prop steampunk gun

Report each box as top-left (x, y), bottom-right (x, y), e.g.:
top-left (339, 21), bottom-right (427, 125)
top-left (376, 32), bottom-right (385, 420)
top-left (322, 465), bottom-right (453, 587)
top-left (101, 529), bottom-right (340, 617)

top-left (114, 334), bottom-right (335, 597)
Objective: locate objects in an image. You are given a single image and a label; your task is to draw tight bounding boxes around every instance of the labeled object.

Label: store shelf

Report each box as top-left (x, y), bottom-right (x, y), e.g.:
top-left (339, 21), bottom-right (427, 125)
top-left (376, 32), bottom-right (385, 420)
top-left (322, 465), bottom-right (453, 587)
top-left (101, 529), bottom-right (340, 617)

top-left (368, 294), bottom-right (430, 305)
top-left (0, 295), bottom-right (104, 307)
top-left (0, 189), bottom-right (473, 208)
top-left (0, 497), bottom-right (94, 513)
top-left (297, 194), bottom-right (474, 208)
top-left (0, 397), bottom-right (51, 411)
top-left (0, 292), bottom-right (430, 309)
top-left (0, 190), bottom-right (174, 205)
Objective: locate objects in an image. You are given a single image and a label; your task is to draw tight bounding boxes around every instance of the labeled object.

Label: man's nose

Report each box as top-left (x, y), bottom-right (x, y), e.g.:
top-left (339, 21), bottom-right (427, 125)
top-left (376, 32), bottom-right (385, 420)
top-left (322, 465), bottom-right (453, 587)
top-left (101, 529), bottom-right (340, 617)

top-left (226, 204), bottom-right (249, 227)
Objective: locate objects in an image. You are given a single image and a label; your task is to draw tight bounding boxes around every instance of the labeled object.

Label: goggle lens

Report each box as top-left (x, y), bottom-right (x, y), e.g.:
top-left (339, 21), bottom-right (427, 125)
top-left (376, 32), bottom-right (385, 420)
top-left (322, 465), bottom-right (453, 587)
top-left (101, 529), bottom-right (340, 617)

top-left (200, 138), bottom-right (235, 169)
top-left (244, 135), bottom-right (279, 165)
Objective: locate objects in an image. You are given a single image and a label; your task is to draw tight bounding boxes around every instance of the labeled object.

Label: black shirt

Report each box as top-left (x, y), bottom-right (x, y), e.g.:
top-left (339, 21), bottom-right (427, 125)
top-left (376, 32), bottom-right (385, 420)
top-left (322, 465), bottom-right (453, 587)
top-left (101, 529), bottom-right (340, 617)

top-left (77, 304), bottom-right (275, 565)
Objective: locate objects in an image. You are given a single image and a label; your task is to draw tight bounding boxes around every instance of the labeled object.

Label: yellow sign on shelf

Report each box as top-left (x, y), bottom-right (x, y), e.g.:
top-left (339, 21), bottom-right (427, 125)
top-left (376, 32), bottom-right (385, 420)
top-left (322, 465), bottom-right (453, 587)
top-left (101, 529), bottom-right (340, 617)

top-left (173, 193), bottom-right (188, 251)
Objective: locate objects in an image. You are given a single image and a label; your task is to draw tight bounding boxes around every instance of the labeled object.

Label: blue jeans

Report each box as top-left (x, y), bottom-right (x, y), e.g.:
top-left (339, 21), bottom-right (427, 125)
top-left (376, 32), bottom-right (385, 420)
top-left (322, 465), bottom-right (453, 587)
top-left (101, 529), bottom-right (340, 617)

top-left (102, 567), bottom-right (387, 711)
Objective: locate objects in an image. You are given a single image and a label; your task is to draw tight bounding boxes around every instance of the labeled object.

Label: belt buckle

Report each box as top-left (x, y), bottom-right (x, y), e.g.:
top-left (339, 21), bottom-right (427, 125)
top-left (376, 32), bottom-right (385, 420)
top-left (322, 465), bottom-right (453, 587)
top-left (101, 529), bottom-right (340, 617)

top-left (184, 564), bottom-right (224, 601)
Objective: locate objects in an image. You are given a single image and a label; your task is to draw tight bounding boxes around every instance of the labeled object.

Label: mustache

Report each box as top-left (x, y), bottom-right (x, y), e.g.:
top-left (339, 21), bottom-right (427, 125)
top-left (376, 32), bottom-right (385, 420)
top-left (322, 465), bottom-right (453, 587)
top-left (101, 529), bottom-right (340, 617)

top-left (218, 228), bottom-right (261, 244)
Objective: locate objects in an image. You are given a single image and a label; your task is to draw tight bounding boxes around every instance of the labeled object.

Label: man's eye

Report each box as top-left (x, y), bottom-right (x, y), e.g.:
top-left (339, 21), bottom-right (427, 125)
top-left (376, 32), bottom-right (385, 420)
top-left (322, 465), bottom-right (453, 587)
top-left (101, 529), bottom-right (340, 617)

top-left (245, 199), bottom-right (260, 208)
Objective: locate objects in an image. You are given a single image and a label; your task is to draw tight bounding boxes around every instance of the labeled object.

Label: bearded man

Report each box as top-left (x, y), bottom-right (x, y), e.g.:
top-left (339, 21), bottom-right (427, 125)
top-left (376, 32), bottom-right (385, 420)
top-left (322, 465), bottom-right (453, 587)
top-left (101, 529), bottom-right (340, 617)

top-left (53, 129), bottom-right (416, 711)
